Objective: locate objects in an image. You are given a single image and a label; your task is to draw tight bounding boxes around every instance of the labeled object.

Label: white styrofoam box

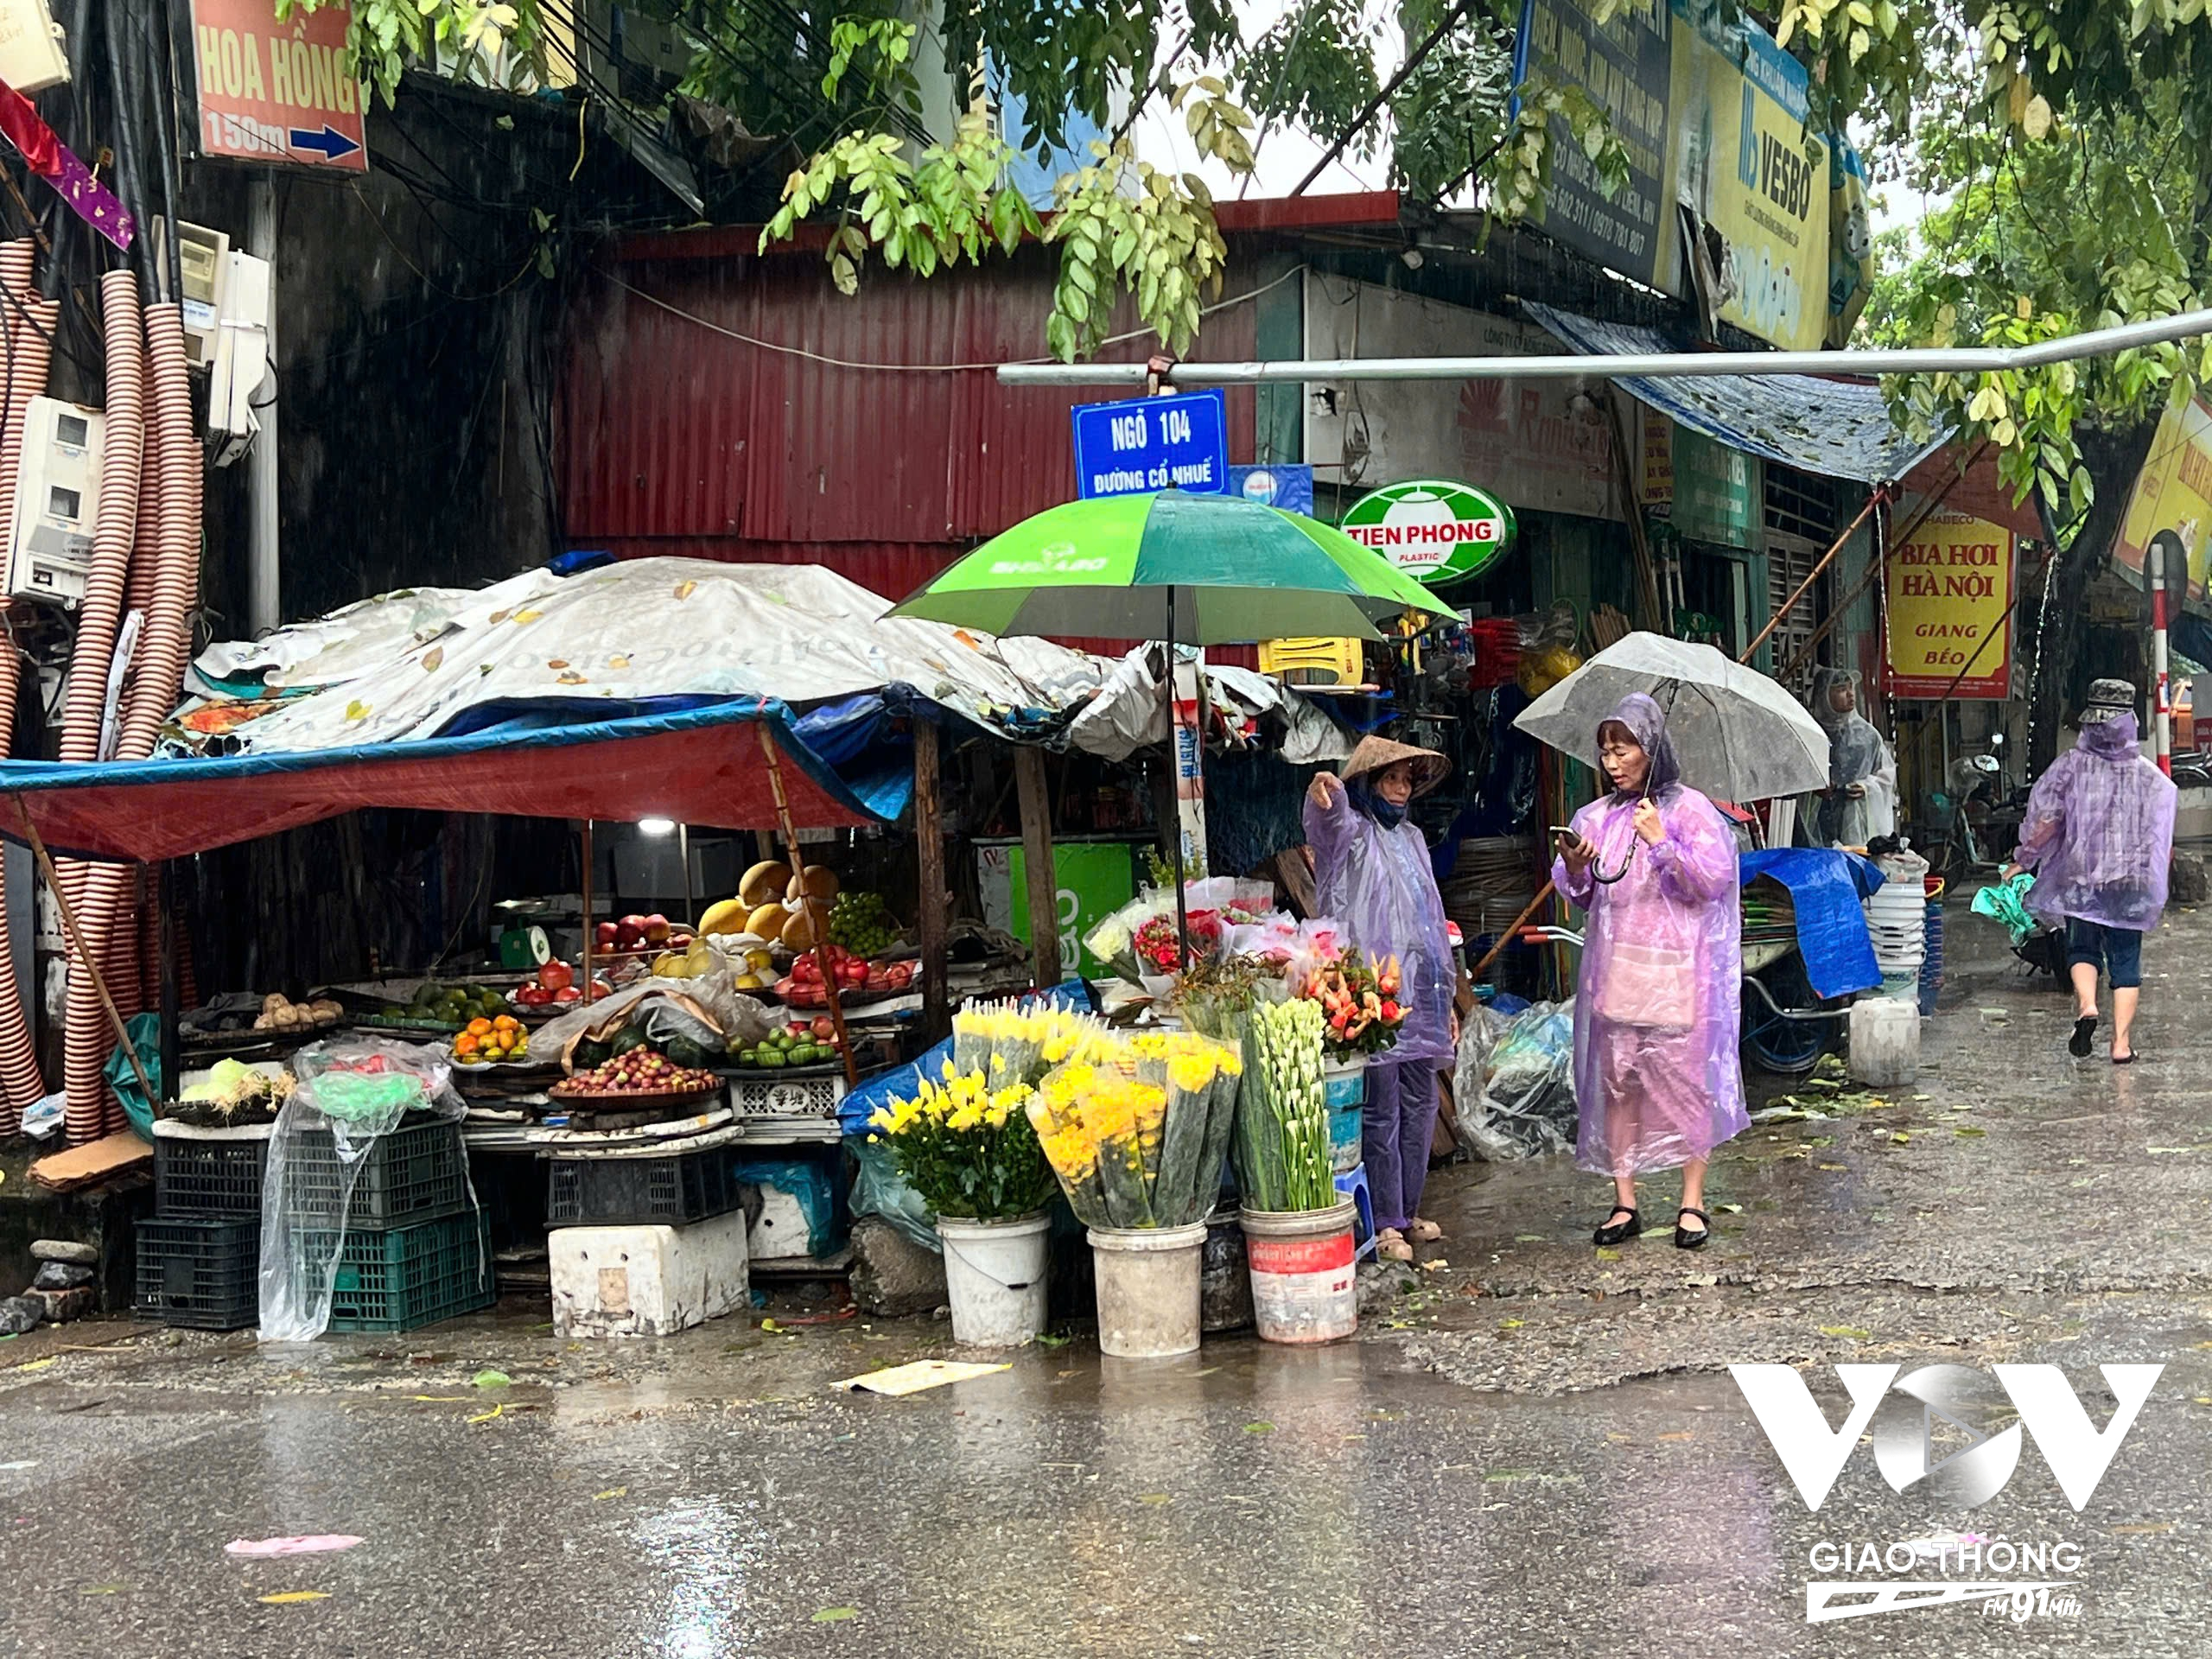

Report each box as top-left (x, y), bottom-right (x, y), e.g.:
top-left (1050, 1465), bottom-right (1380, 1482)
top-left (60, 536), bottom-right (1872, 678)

top-left (550, 1213), bottom-right (751, 1338)
top-left (747, 1185), bottom-right (813, 1261)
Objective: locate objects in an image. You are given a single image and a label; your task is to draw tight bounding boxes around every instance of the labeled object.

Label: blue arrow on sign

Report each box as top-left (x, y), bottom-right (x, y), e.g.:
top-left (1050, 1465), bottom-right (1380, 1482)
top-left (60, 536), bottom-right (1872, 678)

top-left (288, 124), bottom-right (361, 162)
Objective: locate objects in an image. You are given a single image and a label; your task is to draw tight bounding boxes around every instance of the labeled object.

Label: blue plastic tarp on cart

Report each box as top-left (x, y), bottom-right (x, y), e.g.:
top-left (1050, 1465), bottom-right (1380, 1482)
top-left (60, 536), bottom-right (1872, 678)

top-left (1739, 848), bottom-right (1886, 1000)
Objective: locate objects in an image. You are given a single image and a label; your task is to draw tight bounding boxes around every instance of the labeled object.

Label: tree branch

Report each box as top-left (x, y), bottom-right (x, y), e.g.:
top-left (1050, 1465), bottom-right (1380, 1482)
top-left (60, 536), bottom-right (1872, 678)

top-left (1290, 0), bottom-right (1479, 198)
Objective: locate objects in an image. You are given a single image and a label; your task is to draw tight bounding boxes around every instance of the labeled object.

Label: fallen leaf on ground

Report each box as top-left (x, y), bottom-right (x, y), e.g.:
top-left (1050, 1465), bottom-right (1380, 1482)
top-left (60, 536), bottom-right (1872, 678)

top-left (1955, 1128), bottom-right (1986, 1138)
top-left (1891, 1132), bottom-right (1911, 1144)
top-left (258, 1591), bottom-right (331, 1605)
top-left (1819, 1325), bottom-right (1873, 1340)
top-left (810, 1607), bottom-right (859, 1624)
top-left (1137, 1493), bottom-right (1173, 1505)
top-left (1594, 1247), bottom-right (1620, 1261)
top-left (1498, 1319), bottom-right (1525, 1330)
top-left (1714, 1203), bottom-right (1743, 1214)
top-left (1513, 1234), bottom-right (1546, 1243)
top-left (408, 1395), bottom-right (467, 1402)
top-left (471, 1370), bottom-right (511, 1389)
top-left (1420, 1259), bottom-right (1450, 1273)
top-left (467, 1404), bottom-right (503, 1425)
top-left (1243, 1421), bottom-right (1274, 1434)
top-left (593, 1488), bottom-right (627, 1501)
top-left (13, 1358), bottom-right (54, 1372)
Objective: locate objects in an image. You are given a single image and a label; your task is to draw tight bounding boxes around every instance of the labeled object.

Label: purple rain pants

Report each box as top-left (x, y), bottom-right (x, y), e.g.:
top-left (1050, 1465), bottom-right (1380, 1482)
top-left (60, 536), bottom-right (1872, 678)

top-left (1362, 1059), bottom-right (1441, 1232)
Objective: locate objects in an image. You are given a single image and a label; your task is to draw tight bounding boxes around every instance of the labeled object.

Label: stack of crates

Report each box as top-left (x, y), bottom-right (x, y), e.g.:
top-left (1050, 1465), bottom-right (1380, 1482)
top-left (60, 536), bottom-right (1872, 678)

top-left (137, 1123), bottom-right (270, 1330)
top-left (276, 1116), bottom-right (493, 1333)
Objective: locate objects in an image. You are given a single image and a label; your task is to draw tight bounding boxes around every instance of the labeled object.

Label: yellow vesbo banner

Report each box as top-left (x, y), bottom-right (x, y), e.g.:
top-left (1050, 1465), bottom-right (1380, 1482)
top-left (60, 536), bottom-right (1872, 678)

top-left (1885, 512), bottom-right (2016, 700)
top-left (2114, 395), bottom-right (2212, 602)
top-left (1669, 0), bottom-right (1831, 352)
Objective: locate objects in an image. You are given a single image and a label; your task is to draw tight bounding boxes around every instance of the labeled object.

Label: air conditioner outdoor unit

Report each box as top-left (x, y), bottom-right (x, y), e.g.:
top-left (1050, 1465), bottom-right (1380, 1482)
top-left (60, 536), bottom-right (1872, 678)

top-left (8, 397), bottom-right (103, 607)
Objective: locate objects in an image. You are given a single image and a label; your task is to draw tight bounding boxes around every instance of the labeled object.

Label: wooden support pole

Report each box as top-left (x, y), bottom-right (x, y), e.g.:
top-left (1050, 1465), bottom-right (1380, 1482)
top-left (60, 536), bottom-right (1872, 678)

top-left (912, 719), bottom-right (950, 1039)
top-left (1739, 490), bottom-right (1883, 664)
top-left (760, 728), bottom-right (859, 1087)
top-left (14, 795), bottom-right (156, 1113)
top-left (1014, 747), bottom-right (1061, 992)
top-left (579, 818), bottom-right (594, 996)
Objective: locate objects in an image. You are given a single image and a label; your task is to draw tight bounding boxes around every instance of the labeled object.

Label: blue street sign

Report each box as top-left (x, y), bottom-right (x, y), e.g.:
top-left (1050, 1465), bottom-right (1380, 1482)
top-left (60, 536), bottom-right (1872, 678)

top-left (1071, 390), bottom-right (1230, 499)
top-left (1228, 463), bottom-right (1314, 515)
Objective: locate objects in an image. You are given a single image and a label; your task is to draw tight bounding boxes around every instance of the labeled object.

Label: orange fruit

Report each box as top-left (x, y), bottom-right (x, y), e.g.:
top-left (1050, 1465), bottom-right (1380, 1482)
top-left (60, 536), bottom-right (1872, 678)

top-left (454, 1033), bottom-right (480, 1056)
top-left (493, 1014), bottom-right (520, 1033)
top-left (467, 1017), bottom-right (493, 1036)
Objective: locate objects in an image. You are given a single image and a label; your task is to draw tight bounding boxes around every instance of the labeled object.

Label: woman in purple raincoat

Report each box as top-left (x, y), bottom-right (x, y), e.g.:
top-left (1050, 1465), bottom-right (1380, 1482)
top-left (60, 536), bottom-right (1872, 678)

top-left (1553, 694), bottom-right (1745, 1249)
top-left (2005, 678), bottom-right (2177, 1064)
top-left (1305, 736), bottom-right (1457, 1264)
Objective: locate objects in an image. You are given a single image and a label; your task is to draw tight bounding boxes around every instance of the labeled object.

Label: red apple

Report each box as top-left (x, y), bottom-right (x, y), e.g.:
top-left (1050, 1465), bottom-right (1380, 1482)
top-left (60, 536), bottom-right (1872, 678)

top-left (643, 913), bottom-right (671, 944)
top-left (810, 1017), bottom-right (836, 1041)
top-left (552, 986), bottom-right (581, 1004)
top-left (595, 922), bottom-right (620, 949)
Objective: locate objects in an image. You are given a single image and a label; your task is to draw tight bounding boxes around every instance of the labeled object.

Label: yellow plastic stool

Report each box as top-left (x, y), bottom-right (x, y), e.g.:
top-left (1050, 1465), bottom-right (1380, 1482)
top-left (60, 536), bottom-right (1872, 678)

top-left (1258, 637), bottom-right (1364, 686)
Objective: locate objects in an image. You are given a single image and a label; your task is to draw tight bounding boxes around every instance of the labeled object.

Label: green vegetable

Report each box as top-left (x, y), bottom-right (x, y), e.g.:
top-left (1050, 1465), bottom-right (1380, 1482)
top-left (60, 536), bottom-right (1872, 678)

top-left (609, 1026), bottom-right (648, 1057)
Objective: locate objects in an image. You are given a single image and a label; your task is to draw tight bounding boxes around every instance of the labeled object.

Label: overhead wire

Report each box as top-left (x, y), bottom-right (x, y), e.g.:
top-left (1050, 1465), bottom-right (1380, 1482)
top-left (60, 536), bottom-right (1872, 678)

top-left (599, 259), bottom-right (1310, 372)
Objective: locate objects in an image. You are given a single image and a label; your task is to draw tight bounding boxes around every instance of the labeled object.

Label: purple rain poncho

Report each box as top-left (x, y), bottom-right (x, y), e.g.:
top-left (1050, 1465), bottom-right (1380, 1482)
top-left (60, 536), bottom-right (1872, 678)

top-left (1552, 694), bottom-right (1747, 1177)
top-left (1305, 784), bottom-right (1456, 1069)
top-left (2013, 713), bottom-right (2178, 932)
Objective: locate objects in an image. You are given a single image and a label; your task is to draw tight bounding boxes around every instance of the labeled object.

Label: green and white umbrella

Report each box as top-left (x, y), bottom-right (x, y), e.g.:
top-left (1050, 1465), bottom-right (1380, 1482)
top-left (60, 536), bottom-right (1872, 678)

top-left (885, 490), bottom-right (1448, 643)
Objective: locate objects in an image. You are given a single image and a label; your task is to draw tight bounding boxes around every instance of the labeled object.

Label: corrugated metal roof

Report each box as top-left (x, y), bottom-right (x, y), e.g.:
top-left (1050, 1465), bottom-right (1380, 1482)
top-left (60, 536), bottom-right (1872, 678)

top-left (559, 246), bottom-right (1259, 547)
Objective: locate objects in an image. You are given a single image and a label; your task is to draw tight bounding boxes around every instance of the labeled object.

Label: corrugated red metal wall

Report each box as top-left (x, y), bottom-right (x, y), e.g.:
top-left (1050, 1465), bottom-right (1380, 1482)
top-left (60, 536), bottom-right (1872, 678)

top-left (560, 245), bottom-right (1259, 551)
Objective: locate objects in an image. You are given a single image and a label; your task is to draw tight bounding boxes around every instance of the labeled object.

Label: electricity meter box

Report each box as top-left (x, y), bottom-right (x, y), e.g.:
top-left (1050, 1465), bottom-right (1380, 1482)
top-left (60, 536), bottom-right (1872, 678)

top-left (0, 0), bottom-right (69, 96)
top-left (8, 397), bottom-right (103, 607)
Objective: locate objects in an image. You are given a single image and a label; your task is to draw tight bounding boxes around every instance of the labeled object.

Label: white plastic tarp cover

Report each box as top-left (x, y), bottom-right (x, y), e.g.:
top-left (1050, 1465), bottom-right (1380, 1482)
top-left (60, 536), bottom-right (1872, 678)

top-left (184, 559), bottom-right (1112, 753)
top-left (1068, 648), bottom-right (1354, 766)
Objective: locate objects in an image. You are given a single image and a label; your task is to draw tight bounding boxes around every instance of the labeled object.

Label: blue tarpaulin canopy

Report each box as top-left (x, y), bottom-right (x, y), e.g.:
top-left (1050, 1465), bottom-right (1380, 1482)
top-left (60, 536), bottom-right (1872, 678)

top-left (1525, 303), bottom-right (1948, 485)
top-left (0, 697), bottom-right (887, 864)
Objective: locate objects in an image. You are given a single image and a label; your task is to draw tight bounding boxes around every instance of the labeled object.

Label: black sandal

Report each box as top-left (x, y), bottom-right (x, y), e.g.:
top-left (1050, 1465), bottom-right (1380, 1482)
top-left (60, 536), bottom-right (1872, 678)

top-left (2069, 1014), bottom-right (2098, 1058)
top-left (1592, 1205), bottom-right (1641, 1246)
top-left (1675, 1207), bottom-right (1711, 1250)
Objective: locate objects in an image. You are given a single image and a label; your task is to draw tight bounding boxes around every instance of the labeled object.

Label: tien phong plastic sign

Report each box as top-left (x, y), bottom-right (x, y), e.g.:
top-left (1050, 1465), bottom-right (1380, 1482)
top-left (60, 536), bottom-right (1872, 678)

top-left (1341, 479), bottom-right (1516, 586)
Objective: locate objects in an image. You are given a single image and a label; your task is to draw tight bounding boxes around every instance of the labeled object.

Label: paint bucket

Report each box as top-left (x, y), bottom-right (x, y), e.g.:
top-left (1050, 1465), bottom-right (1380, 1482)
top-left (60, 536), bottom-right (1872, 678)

top-left (1088, 1221), bottom-right (1206, 1358)
top-left (1322, 1060), bottom-right (1367, 1173)
top-left (1240, 1198), bottom-right (1358, 1344)
top-left (936, 1212), bottom-right (1051, 1346)
top-left (1847, 995), bottom-right (1920, 1089)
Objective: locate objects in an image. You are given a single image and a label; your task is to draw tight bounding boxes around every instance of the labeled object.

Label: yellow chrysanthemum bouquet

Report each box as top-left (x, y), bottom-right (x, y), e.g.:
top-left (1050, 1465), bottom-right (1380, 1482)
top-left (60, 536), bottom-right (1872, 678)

top-left (1027, 1026), bottom-right (1242, 1230)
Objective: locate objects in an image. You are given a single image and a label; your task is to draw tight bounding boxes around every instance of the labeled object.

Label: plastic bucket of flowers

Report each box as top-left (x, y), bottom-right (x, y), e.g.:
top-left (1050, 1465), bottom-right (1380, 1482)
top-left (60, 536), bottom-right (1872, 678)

top-left (867, 1058), bottom-right (1058, 1347)
top-left (1235, 996), bottom-right (1358, 1344)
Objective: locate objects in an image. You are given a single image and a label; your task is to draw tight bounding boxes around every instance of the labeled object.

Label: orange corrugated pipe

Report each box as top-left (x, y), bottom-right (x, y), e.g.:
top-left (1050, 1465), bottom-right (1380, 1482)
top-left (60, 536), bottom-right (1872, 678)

top-left (61, 271), bottom-right (149, 1142)
top-left (0, 243), bottom-right (54, 1131)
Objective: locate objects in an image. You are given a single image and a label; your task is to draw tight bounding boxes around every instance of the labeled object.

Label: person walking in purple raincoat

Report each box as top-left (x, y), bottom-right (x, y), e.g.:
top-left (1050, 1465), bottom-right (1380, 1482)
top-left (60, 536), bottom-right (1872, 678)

top-left (1553, 694), bottom-right (1746, 1250)
top-left (1305, 736), bottom-right (1458, 1264)
top-left (2004, 678), bottom-right (2177, 1065)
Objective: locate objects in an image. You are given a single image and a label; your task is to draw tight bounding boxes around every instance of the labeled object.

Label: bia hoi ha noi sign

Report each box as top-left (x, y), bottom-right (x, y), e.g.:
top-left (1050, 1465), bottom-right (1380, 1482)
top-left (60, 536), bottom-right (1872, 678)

top-left (1885, 512), bottom-right (2015, 700)
top-left (1342, 480), bottom-right (1516, 587)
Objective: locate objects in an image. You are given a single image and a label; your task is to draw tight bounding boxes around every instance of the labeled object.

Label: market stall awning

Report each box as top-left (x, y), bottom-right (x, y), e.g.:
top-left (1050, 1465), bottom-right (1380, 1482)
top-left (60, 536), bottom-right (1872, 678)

top-left (0, 699), bottom-right (882, 864)
top-left (1523, 303), bottom-right (1947, 485)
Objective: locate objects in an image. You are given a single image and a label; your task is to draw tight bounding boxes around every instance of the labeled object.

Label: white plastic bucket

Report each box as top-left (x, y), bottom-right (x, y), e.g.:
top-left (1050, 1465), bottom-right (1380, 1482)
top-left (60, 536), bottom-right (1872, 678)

top-left (1240, 1198), bottom-right (1358, 1344)
top-left (1088, 1222), bottom-right (1206, 1358)
top-left (937, 1212), bottom-right (1050, 1346)
top-left (1847, 996), bottom-right (1920, 1088)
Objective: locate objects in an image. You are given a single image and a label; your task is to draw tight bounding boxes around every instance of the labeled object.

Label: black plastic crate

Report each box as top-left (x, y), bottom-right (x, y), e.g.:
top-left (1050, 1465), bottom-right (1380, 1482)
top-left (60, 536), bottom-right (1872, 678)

top-left (135, 1218), bottom-right (260, 1331)
top-left (154, 1134), bottom-right (269, 1219)
top-left (289, 1211), bottom-right (494, 1333)
top-left (545, 1146), bottom-right (739, 1229)
top-left (279, 1116), bottom-right (471, 1228)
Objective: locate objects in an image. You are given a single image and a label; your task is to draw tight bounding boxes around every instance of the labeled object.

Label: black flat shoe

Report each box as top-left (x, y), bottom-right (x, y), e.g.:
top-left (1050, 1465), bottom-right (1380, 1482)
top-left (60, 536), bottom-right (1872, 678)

top-left (2069, 1014), bottom-right (2098, 1058)
top-left (1675, 1207), bottom-right (1711, 1250)
top-left (1592, 1205), bottom-right (1641, 1246)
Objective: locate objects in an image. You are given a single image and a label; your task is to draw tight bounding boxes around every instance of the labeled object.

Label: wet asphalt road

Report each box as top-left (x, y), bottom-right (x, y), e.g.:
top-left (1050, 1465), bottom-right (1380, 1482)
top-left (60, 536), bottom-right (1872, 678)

top-left (1, 905), bottom-right (2210, 1657)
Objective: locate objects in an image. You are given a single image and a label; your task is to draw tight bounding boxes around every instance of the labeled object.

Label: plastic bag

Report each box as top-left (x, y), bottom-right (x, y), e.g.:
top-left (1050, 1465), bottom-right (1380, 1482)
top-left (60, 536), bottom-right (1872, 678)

top-left (257, 1036), bottom-right (479, 1344)
top-left (847, 1134), bottom-right (939, 1253)
top-left (1972, 872), bottom-right (2041, 945)
top-left (731, 1158), bottom-right (843, 1257)
top-left (1452, 1000), bottom-right (1577, 1161)
top-left (100, 1012), bottom-right (161, 1141)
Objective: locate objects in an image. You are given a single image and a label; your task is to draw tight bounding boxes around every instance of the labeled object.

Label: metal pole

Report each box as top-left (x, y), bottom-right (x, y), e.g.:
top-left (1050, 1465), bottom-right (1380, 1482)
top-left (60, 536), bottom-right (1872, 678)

top-left (995, 304), bottom-right (2212, 386)
top-left (579, 818), bottom-right (594, 995)
top-left (246, 177), bottom-right (281, 635)
top-left (2151, 530), bottom-right (2177, 777)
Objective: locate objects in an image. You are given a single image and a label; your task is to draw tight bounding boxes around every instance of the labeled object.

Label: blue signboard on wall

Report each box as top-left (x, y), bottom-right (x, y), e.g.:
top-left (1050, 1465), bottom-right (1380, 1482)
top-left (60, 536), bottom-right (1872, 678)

top-left (1071, 390), bottom-right (1230, 499)
top-left (1228, 463), bottom-right (1314, 515)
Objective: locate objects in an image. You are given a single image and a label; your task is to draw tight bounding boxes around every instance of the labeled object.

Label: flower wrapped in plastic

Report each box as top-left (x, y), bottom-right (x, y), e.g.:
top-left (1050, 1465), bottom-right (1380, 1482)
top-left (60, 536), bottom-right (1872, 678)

top-left (1299, 948), bottom-right (1409, 1060)
top-left (866, 1068), bottom-right (1056, 1222)
top-left (1235, 997), bottom-right (1332, 1211)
